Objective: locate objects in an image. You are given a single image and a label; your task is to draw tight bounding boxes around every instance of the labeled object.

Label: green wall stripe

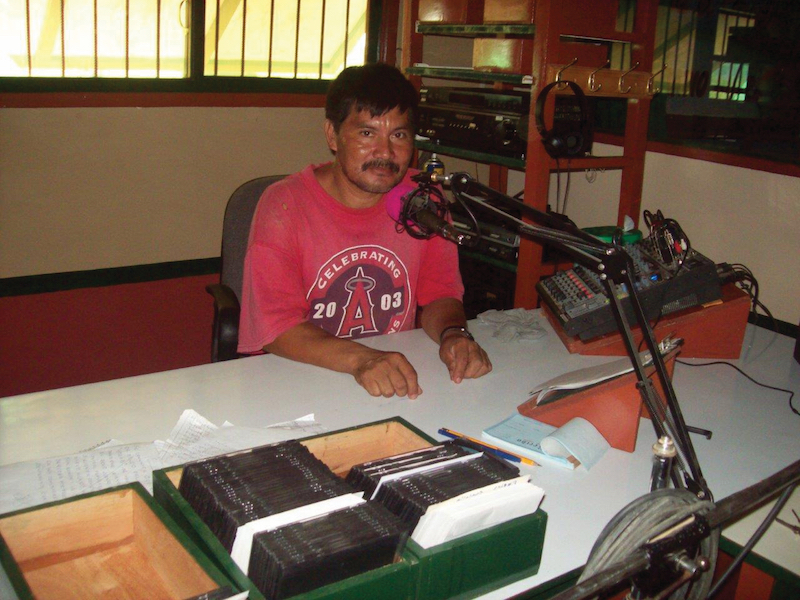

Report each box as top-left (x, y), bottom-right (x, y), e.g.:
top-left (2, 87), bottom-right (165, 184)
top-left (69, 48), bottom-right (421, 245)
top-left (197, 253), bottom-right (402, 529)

top-left (0, 258), bottom-right (221, 297)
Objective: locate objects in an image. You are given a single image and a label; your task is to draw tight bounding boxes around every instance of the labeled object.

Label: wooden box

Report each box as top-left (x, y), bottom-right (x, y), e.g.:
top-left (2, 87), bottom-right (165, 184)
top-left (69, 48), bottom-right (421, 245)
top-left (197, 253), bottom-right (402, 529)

top-left (0, 483), bottom-right (240, 600)
top-left (153, 417), bottom-right (548, 600)
top-left (542, 284), bottom-right (751, 359)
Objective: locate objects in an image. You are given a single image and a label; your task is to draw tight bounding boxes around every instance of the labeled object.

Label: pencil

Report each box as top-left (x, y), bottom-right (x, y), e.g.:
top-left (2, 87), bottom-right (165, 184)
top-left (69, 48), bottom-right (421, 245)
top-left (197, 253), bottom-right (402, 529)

top-left (438, 428), bottom-right (539, 467)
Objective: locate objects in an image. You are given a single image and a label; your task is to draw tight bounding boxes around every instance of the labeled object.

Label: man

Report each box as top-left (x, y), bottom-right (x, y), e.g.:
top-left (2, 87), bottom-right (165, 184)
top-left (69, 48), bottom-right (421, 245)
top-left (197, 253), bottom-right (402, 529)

top-left (238, 63), bottom-right (491, 398)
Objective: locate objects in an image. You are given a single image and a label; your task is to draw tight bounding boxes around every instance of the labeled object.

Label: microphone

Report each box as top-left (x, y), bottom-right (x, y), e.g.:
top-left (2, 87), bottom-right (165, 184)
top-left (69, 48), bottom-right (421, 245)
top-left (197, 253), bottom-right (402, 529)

top-left (385, 181), bottom-right (466, 245)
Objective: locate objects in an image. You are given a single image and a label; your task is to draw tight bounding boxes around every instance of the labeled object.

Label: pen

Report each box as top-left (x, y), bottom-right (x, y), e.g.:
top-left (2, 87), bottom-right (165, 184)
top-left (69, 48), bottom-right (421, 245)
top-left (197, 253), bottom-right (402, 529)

top-left (438, 428), bottom-right (539, 467)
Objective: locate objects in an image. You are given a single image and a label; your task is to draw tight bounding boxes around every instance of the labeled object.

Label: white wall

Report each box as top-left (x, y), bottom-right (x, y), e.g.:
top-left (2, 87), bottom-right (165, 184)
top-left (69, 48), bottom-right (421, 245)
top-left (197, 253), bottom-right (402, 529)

top-left (0, 106), bottom-right (329, 277)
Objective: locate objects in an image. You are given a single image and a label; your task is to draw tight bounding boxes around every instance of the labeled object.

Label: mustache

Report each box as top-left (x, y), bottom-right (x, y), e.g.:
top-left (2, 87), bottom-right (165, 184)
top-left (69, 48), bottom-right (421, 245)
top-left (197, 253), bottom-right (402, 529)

top-left (362, 159), bottom-right (400, 173)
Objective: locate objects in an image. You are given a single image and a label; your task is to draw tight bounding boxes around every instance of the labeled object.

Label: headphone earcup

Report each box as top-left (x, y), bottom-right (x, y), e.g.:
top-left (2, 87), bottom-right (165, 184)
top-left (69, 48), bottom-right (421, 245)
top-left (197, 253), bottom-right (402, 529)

top-left (534, 80), bottom-right (590, 159)
top-left (564, 132), bottom-right (585, 156)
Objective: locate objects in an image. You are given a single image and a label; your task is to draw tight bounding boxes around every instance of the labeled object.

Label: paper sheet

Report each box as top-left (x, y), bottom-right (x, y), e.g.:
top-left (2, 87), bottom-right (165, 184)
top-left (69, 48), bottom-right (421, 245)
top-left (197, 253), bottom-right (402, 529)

top-left (483, 413), bottom-right (609, 470)
top-left (528, 337), bottom-right (681, 406)
top-left (0, 442), bottom-right (161, 514)
top-left (230, 493), bottom-right (365, 575)
top-left (0, 410), bottom-right (325, 514)
top-left (411, 476), bottom-right (544, 549)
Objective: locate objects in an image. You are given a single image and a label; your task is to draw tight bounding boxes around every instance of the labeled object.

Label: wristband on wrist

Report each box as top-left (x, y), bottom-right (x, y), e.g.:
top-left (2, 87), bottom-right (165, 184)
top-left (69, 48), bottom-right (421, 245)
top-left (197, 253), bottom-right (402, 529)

top-left (439, 325), bottom-right (474, 344)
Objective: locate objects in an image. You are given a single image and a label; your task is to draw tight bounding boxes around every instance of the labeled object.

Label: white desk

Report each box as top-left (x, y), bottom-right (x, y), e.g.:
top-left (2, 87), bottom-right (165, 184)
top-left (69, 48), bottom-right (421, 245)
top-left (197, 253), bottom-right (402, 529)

top-left (1, 313), bottom-right (798, 598)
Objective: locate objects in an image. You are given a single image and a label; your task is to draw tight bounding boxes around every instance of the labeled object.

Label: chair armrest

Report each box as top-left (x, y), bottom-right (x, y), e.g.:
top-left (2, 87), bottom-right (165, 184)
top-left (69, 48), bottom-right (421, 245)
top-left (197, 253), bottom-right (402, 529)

top-left (206, 283), bottom-right (241, 362)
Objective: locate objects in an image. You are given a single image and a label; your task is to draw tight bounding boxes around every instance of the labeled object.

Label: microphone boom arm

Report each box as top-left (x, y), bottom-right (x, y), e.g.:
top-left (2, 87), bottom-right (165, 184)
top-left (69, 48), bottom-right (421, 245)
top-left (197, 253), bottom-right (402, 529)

top-left (431, 171), bottom-right (712, 499)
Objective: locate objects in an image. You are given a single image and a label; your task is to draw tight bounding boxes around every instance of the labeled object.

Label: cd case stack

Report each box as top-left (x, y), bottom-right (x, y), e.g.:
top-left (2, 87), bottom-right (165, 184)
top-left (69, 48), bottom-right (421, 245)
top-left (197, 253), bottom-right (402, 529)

top-left (249, 503), bottom-right (406, 600)
top-left (179, 440), bottom-right (407, 599)
top-left (347, 443), bottom-right (521, 527)
top-left (153, 418), bottom-right (548, 600)
top-left (179, 440), bottom-right (353, 551)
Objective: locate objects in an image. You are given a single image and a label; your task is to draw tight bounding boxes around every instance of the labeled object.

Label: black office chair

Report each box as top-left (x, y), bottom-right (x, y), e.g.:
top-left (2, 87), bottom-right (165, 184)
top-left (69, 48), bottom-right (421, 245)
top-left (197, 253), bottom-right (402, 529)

top-left (207, 175), bottom-right (286, 362)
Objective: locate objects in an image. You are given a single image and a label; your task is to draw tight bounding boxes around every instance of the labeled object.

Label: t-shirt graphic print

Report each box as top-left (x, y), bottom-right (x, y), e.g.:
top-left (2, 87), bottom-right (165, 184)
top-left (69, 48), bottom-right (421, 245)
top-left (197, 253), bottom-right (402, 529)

top-left (306, 245), bottom-right (412, 339)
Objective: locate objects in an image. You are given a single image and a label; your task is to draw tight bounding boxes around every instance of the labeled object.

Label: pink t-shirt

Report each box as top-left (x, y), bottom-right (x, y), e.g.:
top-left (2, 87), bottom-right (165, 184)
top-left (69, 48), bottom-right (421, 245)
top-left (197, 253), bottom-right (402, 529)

top-left (237, 164), bottom-right (464, 353)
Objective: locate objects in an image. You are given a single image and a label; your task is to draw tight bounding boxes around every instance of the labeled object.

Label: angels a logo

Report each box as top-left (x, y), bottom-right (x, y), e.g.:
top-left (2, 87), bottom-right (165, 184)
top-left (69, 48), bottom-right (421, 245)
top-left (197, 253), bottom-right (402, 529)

top-left (306, 245), bottom-right (412, 339)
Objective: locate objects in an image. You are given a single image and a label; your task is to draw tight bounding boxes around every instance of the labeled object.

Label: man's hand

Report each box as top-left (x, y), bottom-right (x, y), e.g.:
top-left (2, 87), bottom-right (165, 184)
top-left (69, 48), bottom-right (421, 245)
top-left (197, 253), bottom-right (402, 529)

top-left (352, 348), bottom-right (422, 399)
top-left (438, 334), bottom-right (492, 383)
top-left (265, 322), bottom-right (421, 399)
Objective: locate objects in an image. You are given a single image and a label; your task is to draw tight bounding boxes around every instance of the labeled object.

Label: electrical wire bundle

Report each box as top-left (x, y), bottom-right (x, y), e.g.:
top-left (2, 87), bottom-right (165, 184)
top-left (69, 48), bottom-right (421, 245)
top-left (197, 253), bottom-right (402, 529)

top-left (578, 488), bottom-right (718, 600)
top-left (641, 209), bottom-right (693, 275)
top-left (726, 262), bottom-right (777, 328)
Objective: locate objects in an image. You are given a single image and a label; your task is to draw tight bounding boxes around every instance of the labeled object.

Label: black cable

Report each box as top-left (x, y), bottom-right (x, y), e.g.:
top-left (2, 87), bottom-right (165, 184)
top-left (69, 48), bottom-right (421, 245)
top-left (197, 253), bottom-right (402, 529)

top-left (563, 159), bottom-right (572, 214)
top-left (707, 483), bottom-right (797, 599)
top-left (676, 359), bottom-right (798, 417)
top-left (635, 214), bottom-right (694, 351)
top-left (555, 158), bottom-right (562, 213)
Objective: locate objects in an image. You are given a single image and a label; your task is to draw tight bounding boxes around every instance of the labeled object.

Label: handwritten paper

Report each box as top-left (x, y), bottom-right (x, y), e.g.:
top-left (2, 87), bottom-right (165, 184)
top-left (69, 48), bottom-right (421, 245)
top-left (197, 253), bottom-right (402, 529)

top-left (0, 410), bottom-right (326, 514)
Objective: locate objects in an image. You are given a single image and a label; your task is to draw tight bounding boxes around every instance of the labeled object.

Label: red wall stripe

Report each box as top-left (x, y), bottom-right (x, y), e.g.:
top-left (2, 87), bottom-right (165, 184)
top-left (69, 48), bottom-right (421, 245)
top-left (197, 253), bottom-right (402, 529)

top-left (0, 274), bottom-right (217, 397)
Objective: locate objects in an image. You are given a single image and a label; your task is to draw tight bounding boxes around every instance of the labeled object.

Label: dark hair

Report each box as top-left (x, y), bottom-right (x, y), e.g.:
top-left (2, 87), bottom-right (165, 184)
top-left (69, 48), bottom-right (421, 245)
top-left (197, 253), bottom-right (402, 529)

top-left (325, 63), bottom-right (418, 131)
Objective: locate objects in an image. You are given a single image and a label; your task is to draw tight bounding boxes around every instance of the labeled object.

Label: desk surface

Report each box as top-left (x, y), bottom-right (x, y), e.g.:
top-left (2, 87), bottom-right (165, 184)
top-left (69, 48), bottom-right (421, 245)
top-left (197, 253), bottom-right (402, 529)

top-left (1, 312), bottom-right (798, 598)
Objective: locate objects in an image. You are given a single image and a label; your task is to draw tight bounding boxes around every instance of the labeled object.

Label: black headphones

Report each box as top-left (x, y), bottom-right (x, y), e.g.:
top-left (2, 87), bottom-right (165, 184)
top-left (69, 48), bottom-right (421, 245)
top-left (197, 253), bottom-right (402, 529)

top-left (534, 80), bottom-right (591, 159)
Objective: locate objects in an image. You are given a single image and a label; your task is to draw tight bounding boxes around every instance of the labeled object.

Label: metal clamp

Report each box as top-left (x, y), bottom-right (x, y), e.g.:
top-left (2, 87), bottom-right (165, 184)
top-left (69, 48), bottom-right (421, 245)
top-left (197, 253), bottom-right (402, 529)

top-left (555, 58), bottom-right (578, 89)
top-left (648, 65), bottom-right (668, 95)
top-left (588, 60), bottom-right (610, 92)
top-left (619, 61), bottom-right (640, 93)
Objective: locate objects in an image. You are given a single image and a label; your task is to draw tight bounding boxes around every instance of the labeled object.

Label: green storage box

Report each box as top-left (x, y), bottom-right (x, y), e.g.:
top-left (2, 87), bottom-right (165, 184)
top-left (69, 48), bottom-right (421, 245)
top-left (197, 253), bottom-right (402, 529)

top-left (152, 417), bottom-right (548, 600)
top-left (408, 510), bottom-right (547, 600)
top-left (153, 417), bottom-right (431, 600)
top-left (0, 482), bottom-right (242, 600)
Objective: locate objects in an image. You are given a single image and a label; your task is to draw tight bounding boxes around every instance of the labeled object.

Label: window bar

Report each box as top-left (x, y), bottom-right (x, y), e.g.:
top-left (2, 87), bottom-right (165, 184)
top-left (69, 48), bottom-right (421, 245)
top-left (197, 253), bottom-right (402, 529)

top-left (318, 0), bottom-right (326, 79)
top-left (722, 11), bottom-right (729, 55)
top-left (214, 0), bottom-right (220, 75)
top-left (156, 0), bottom-right (161, 77)
top-left (240, 0), bottom-right (247, 76)
top-left (623, 0), bottom-right (632, 73)
top-left (682, 6), bottom-right (697, 96)
top-left (60, 0), bottom-right (65, 76)
top-left (661, 0), bottom-right (672, 94)
top-left (294, 0), bottom-right (301, 77)
top-left (344, 0), bottom-right (350, 68)
top-left (126, 0), bottom-right (130, 76)
top-left (93, 0), bottom-right (98, 76)
top-left (268, 0), bottom-right (275, 76)
top-left (671, 4), bottom-right (683, 95)
top-left (25, 0), bottom-right (32, 75)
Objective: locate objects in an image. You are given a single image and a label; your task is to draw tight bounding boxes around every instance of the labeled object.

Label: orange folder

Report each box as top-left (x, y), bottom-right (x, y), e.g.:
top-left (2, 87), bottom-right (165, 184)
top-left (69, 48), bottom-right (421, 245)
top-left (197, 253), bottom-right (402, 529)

top-left (517, 351), bottom-right (677, 453)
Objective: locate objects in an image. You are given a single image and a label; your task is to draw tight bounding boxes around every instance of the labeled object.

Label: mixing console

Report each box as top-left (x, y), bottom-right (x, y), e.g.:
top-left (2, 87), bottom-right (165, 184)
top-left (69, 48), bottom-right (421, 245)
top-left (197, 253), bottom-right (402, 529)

top-left (537, 242), bottom-right (722, 341)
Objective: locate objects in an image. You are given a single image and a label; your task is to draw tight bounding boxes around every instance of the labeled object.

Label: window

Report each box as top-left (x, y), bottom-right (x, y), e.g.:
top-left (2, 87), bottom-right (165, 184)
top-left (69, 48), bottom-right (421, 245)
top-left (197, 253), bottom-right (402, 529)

top-left (0, 0), bottom-right (378, 89)
top-left (651, 2), bottom-right (755, 100)
top-left (644, 0), bottom-right (799, 164)
top-left (708, 9), bottom-right (755, 101)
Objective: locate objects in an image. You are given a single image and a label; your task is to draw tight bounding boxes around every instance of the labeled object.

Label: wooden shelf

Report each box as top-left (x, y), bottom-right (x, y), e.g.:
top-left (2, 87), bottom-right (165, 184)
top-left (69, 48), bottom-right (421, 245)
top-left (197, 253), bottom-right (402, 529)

top-left (417, 139), bottom-right (631, 172)
top-left (415, 23), bottom-right (535, 37)
top-left (403, 0), bottom-right (660, 309)
top-left (406, 66), bottom-right (533, 85)
top-left (548, 155), bottom-right (632, 170)
top-left (415, 139), bottom-right (525, 169)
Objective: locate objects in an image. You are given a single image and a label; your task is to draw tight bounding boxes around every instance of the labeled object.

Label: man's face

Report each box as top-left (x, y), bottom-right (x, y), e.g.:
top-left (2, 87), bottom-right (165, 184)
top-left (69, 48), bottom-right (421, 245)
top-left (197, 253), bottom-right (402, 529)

top-left (325, 106), bottom-right (415, 195)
